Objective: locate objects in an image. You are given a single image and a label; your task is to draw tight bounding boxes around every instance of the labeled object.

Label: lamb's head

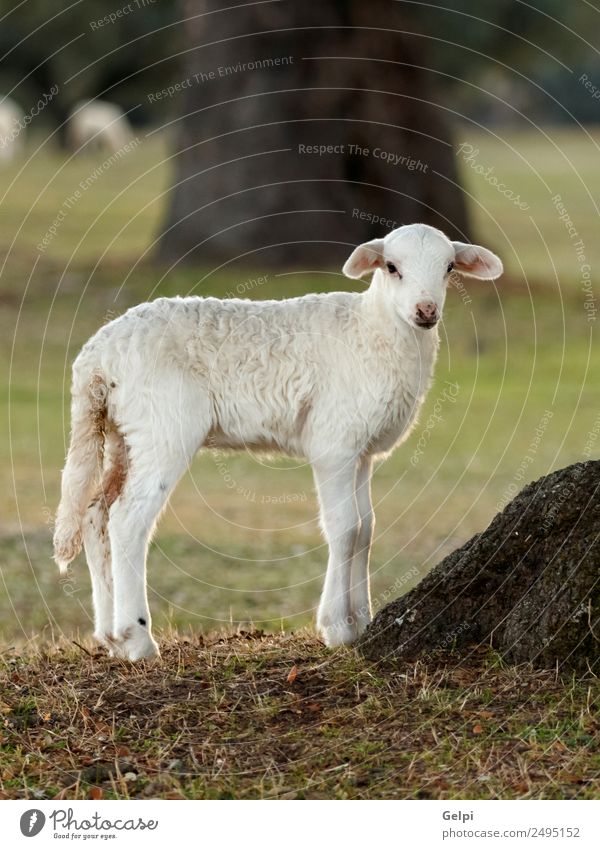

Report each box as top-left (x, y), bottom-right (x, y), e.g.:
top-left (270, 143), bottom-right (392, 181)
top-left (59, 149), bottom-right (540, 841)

top-left (343, 223), bottom-right (503, 330)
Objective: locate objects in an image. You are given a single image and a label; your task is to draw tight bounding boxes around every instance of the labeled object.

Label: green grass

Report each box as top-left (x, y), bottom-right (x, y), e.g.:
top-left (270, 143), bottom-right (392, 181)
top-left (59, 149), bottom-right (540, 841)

top-left (0, 131), bottom-right (170, 264)
top-left (1, 127), bottom-right (599, 645)
top-left (458, 126), bottom-right (600, 279)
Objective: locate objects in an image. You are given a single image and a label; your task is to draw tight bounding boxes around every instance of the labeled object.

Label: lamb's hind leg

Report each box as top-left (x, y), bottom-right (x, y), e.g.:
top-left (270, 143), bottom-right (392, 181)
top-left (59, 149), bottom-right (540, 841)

top-left (82, 498), bottom-right (112, 648)
top-left (107, 382), bottom-right (210, 661)
top-left (350, 456), bottom-right (374, 636)
top-left (82, 429), bottom-right (126, 649)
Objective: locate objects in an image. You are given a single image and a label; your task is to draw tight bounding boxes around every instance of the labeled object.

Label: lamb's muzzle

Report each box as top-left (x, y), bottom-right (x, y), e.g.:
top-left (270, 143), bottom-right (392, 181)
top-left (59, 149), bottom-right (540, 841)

top-left (415, 300), bottom-right (439, 328)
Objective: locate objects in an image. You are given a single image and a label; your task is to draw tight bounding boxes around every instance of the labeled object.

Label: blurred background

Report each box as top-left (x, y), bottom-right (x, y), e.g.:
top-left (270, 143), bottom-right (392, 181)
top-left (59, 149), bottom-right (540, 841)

top-left (0, 1), bottom-right (598, 646)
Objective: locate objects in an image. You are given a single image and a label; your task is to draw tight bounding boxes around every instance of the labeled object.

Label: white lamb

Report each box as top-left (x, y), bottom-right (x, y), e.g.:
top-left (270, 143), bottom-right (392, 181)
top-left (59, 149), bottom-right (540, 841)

top-left (66, 100), bottom-right (132, 154)
top-left (53, 223), bottom-right (503, 661)
top-left (0, 97), bottom-right (25, 162)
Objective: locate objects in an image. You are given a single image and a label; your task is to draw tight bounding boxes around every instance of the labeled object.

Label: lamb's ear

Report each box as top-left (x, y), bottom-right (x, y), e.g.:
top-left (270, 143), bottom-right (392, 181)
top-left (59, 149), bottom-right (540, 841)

top-left (342, 238), bottom-right (385, 279)
top-left (452, 241), bottom-right (503, 280)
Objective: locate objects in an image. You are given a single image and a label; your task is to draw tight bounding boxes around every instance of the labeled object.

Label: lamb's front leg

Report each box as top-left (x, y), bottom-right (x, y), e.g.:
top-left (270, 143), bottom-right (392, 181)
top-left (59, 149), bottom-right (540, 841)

top-left (350, 456), bottom-right (374, 636)
top-left (312, 457), bottom-right (360, 647)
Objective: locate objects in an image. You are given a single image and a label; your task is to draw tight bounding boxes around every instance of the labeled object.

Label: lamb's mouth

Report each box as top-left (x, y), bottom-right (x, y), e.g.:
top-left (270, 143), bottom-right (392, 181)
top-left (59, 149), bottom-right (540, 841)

top-left (414, 318), bottom-right (439, 329)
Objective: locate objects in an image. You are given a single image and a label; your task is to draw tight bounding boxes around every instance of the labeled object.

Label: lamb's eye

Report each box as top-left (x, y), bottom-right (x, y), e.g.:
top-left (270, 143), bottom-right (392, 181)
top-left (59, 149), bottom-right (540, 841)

top-left (386, 262), bottom-right (398, 274)
top-left (447, 261), bottom-right (454, 273)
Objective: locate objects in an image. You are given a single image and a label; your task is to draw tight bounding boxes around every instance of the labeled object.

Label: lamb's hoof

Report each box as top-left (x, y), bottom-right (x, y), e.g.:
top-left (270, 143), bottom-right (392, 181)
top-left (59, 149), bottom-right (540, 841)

top-left (355, 612), bottom-right (372, 637)
top-left (93, 631), bottom-right (113, 651)
top-left (106, 626), bottom-right (160, 661)
top-left (318, 619), bottom-right (358, 648)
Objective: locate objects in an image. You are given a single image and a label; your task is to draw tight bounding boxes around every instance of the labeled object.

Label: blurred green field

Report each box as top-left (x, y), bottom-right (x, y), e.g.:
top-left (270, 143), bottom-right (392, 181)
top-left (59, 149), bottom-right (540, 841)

top-left (0, 127), bottom-right (598, 646)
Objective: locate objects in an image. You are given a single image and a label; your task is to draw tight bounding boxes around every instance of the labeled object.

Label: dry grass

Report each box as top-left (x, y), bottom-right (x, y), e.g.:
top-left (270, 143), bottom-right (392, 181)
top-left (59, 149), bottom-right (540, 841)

top-left (0, 631), bottom-right (598, 800)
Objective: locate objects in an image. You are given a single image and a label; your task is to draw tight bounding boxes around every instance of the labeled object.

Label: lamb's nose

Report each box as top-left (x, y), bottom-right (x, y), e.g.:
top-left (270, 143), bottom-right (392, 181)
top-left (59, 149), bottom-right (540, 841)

top-left (415, 301), bottom-right (438, 326)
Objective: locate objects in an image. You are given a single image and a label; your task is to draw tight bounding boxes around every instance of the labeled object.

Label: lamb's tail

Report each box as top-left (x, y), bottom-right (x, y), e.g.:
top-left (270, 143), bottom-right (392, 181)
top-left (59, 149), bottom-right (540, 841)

top-left (53, 372), bottom-right (107, 574)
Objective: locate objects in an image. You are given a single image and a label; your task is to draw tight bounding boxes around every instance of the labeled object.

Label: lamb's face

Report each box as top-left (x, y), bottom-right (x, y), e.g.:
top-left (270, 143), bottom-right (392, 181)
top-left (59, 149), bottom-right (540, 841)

top-left (343, 223), bottom-right (503, 332)
top-left (379, 227), bottom-right (456, 329)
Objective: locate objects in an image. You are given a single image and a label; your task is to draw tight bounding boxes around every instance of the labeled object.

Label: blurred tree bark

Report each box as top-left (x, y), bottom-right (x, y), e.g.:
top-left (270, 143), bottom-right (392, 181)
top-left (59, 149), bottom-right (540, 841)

top-left (360, 461), bottom-right (600, 672)
top-left (158, 0), bottom-right (471, 268)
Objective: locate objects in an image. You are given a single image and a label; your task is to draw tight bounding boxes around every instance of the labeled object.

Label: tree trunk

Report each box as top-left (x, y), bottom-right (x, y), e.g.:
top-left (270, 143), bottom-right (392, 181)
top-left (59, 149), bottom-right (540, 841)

top-left (360, 461), bottom-right (600, 672)
top-left (158, 0), bottom-right (470, 268)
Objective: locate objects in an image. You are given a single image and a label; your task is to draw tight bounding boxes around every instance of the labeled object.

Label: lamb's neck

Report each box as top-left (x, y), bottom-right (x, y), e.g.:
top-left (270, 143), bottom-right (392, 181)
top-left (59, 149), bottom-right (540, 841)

top-left (359, 283), bottom-right (440, 370)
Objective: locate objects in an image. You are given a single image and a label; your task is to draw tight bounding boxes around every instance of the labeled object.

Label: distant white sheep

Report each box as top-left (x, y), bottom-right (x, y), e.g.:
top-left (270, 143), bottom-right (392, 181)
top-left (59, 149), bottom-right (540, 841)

top-left (0, 97), bottom-right (25, 162)
top-left (53, 223), bottom-right (503, 661)
top-left (66, 100), bottom-right (132, 154)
